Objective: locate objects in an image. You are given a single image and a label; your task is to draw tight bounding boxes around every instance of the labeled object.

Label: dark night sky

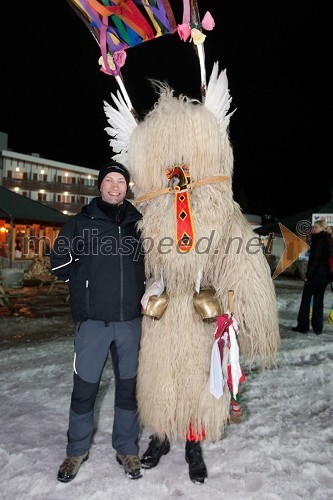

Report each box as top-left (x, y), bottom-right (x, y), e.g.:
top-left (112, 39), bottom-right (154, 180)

top-left (1, 1), bottom-right (331, 218)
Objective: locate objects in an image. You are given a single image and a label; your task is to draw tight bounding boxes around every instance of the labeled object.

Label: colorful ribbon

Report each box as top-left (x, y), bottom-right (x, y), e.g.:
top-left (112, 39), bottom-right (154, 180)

top-left (68, 0), bottom-right (177, 75)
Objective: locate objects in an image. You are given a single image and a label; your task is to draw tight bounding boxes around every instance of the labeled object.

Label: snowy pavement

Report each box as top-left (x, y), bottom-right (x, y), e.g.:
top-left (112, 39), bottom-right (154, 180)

top-left (0, 279), bottom-right (333, 499)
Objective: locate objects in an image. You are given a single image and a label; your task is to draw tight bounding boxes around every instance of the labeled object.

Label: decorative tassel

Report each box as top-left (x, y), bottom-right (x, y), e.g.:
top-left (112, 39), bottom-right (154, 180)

top-left (210, 312), bottom-right (246, 403)
top-left (186, 424), bottom-right (205, 442)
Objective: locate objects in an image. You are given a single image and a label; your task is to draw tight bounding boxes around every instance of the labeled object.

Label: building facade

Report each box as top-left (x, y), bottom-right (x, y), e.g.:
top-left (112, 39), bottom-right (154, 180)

top-left (0, 132), bottom-right (100, 268)
top-left (0, 132), bottom-right (99, 217)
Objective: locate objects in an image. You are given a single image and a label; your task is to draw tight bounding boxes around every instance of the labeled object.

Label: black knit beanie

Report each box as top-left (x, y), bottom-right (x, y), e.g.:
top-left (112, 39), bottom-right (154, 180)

top-left (98, 160), bottom-right (130, 191)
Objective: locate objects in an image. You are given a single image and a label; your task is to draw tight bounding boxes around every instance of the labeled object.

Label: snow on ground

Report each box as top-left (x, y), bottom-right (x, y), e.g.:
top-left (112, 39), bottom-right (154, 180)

top-left (0, 279), bottom-right (333, 499)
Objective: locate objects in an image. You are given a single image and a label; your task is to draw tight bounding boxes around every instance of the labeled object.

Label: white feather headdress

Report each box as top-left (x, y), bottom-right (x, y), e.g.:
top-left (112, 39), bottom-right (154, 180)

top-left (103, 91), bottom-right (138, 167)
top-left (204, 62), bottom-right (234, 138)
top-left (104, 62), bottom-right (233, 167)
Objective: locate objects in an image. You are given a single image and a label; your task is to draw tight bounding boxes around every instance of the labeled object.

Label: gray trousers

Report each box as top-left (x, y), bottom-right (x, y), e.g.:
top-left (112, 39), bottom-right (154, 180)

top-left (66, 317), bottom-right (141, 456)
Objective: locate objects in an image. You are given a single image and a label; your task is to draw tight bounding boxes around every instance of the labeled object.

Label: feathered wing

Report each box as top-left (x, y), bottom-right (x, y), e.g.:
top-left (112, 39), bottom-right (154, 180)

top-left (204, 62), bottom-right (234, 137)
top-left (103, 91), bottom-right (138, 166)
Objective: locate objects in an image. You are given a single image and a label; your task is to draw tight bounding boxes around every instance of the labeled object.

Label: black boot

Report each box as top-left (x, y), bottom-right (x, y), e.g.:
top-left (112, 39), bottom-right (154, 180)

top-left (185, 440), bottom-right (208, 484)
top-left (140, 435), bottom-right (170, 469)
top-left (292, 326), bottom-right (309, 333)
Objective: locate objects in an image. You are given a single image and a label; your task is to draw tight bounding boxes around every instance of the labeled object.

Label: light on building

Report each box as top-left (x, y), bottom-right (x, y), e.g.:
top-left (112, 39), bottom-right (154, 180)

top-left (63, 210), bottom-right (68, 214)
top-left (0, 227), bottom-right (7, 233)
top-left (64, 191), bottom-right (68, 196)
top-left (14, 187), bottom-right (19, 192)
top-left (15, 167), bottom-right (20, 172)
top-left (40, 189), bottom-right (45, 193)
top-left (65, 172), bottom-right (68, 177)
top-left (88, 175), bottom-right (91, 179)
top-left (41, 170), bottom-right (45, 174)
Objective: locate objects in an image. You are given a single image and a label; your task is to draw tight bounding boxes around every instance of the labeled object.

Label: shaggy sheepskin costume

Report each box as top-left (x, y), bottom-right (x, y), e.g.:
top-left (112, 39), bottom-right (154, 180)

top-left (104, 63), bottom-right (280, 443)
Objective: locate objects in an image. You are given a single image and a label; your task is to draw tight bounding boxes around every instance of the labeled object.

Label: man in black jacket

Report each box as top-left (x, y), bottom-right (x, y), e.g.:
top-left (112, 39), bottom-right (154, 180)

top-left (51, 161), bottom-right (145, 482)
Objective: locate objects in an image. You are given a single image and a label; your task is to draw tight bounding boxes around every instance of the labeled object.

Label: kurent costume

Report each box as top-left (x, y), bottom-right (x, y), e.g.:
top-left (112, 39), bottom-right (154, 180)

top-left (104, 64), bottom-right (281, 482)
top-left (50, 162), bottom-right (145, 480)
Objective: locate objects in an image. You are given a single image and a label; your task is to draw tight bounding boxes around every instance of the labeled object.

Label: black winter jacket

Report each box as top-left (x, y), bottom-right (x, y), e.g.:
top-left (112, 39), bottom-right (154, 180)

top-left (50, 198), bottom-right (145, 322)
top-left (306, 231), bottom-right (331, 282)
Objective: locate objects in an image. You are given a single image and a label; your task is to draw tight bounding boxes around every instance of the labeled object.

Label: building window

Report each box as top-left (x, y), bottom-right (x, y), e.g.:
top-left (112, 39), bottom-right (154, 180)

top-left (13, 169), bottom-right (22, 179)
top-left (82, 177), bottom-right (95, 187)
top-left (38, 193), bottom-right (47, 201)
top-left (57, 194), bottom-right (73, 203)
top-left (34, 173), bottom-right (47, 181)
top-left (57, 175), bottom-right (75, 184)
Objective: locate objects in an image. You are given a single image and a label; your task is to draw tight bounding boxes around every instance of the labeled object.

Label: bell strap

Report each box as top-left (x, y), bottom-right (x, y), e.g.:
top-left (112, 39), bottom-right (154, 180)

top-left (132, 175), bottom-right (229, 205)
top-left (175, 190), bottom-right (195, 252)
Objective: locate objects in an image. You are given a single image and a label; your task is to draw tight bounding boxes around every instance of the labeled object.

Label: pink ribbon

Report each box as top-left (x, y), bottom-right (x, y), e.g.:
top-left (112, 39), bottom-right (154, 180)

top-left (177, 11), bottom-right (215, 42)
top-left (202, 11), bottom-right (215, 30)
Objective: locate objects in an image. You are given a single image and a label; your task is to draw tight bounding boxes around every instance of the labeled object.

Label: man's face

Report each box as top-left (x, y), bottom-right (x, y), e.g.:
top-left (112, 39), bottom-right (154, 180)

top-left (100, 172), bottom-right (127, 205)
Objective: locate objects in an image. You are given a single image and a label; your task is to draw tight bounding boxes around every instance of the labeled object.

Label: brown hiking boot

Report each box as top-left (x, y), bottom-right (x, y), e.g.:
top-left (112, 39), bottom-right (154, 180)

top-left (57, 451), bottom-right (89, 482)
top-left (116, 453), bottom-right (143, 479)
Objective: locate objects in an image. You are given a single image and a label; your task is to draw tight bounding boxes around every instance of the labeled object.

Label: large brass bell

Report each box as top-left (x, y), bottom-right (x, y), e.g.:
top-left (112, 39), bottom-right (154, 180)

top-left (193, 289), bottom-right (222, 321)
top-left (141, 292), bottom-right (169, 320)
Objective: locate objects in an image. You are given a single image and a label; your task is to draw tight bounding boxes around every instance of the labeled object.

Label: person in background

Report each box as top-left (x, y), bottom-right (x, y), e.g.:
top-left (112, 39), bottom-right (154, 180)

top-left (292, 219), bottom-right (332, 334)
top-left (28, 241), bottom-right (36, 258)
top-left (14, 239), bottom-right (23, 259)
top-left (50, 160), bottom-right (145, 482)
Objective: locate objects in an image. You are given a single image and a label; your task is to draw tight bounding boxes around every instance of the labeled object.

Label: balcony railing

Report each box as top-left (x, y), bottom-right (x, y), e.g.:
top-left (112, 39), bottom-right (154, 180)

top-left (45, 201), bottom-right (84, 214)
top-left (3, 177), bottom-right (99, 196)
